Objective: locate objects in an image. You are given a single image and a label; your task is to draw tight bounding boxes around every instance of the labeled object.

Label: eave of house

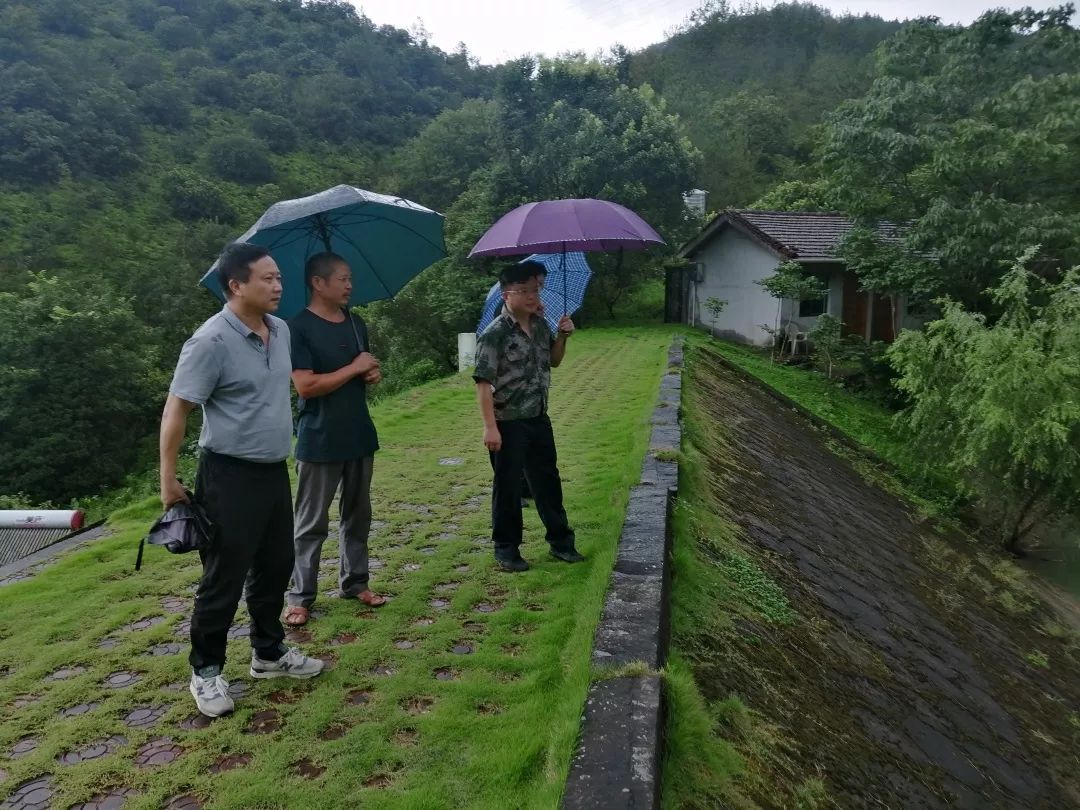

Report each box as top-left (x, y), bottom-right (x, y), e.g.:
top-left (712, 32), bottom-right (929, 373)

top-left (678, 212), bottom-right (796, 261)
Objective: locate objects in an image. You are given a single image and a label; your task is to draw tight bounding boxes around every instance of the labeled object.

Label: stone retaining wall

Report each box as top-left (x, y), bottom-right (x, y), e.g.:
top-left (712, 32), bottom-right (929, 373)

top-left (563, 337), bottom-right (682, 810)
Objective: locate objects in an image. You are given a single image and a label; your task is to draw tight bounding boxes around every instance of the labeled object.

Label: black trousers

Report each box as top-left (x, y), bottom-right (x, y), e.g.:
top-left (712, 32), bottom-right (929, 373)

top-left (489, 414), bottom-right (575, 558)
top-left (189, 451), bottom-right (294, 673)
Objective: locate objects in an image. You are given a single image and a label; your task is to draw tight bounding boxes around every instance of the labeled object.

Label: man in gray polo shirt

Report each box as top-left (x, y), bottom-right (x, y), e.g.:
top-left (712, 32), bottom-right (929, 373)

top-left (159, 242), bottom-right (324, 718)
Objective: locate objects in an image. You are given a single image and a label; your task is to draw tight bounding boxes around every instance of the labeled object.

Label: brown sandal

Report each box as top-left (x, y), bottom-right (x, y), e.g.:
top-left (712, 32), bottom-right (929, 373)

top-left (354, 590), bottom-right (387, 607)
top-left (282, 606), bottom-right (309, 626)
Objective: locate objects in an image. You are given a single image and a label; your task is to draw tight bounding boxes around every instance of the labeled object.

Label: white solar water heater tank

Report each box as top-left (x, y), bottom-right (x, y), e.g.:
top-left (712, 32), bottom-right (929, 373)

top-left (0, 510), bottom-right (86, 530)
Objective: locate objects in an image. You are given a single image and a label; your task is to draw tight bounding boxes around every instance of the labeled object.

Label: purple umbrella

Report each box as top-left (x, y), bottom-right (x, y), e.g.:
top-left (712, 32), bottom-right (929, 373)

top-left (468, 198), bottom-right (664, 316)
top-left (468, 198), bottom-right (664, 257)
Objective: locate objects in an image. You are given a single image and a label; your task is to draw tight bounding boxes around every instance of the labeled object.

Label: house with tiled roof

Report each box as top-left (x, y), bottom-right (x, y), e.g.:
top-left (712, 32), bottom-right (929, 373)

top-left (672, 209), bottom-right (920, 347)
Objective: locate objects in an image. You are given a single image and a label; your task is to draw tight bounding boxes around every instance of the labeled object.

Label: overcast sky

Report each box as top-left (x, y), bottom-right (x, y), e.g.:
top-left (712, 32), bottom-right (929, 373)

top-left (349, 0), bottom-right (1037, 64)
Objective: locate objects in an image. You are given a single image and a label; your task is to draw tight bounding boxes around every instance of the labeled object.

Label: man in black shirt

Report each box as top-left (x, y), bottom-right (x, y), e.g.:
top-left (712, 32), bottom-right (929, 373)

top-left (283, 252), bottom-right (385, 626)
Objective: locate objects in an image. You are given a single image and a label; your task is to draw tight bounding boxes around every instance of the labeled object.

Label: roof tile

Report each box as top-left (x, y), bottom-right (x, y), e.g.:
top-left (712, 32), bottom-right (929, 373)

top-left (734, 210), bottom-right (906, 260)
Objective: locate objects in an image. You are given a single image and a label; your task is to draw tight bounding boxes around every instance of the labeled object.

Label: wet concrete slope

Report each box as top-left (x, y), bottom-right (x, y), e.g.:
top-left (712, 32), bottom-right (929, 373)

top-left (693, 348), bottom-right (1080, 808)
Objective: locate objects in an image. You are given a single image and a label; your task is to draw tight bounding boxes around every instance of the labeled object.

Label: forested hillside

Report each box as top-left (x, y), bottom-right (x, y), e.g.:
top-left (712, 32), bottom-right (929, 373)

top-left (630, 1), bottom-right (900, 206)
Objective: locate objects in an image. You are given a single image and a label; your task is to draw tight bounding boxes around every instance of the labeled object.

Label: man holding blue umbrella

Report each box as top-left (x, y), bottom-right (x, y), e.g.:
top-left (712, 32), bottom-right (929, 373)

top-left (476, 252), bottom-right (592, 336)
top-left (477, 253), bottom-right (591, 506)
top-left (473, 261), bottom-right (584, 572)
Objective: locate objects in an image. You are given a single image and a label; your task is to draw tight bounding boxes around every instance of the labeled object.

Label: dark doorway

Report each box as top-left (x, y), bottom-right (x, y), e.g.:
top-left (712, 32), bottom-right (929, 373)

top-left (871, 293), bottom-right (896, 342)
top-left (841, 273), bottom-right (868, 340)
top-left (665, 267), bottom-right (690, 323)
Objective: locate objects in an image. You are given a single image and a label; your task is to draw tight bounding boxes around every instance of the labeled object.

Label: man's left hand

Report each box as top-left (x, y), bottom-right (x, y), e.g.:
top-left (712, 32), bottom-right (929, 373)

top-left (363, 367), bottom-right (382, 384)
top-left (557, 315), bottom-right (575, 337)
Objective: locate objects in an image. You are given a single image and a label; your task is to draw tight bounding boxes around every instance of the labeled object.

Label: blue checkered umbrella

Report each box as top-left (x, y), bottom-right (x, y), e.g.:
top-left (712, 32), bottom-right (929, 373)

top-left (476, 252), bottom-right (592, 335)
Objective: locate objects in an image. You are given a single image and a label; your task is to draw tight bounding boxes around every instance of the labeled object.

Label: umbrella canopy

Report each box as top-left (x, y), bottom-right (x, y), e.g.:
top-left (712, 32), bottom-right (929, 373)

top-left (476, 252), bottom-right (592, 335)
top-left (200, 185), bottom-right (446, 319)
top-left (468, 198), bottom-right (664, 258)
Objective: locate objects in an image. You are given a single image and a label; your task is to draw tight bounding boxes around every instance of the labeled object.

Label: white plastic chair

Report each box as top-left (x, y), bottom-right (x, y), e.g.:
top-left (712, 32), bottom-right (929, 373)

top-left (783, 322), bottom-right (808, 357)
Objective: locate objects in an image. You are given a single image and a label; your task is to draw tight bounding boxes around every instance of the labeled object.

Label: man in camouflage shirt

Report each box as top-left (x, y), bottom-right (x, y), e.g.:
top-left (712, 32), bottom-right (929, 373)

top-left (473, 261), bottom-right (584, 572)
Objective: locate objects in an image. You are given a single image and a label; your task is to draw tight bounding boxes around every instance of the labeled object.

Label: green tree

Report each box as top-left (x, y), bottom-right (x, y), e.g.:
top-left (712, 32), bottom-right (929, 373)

top-left (127, 0), bottom-right (166, 32)
top-left (119, 52), bottom-right (168, 89)
top-left (0, 275), bottom-right (164, 503)
top-left (154, 16), bottom-right (200, 50)
top-left (819, 9), bottom-right (1080, 307)
top-left (243, 71), bottom-right (288, 113)
top-left (172, 47), bottom-right (211, 76)
top-left (291, 72), bottom-right (363, 144)
top-left (161, 168), bottom-right (235, 221)
top-left (37, 0), bottom-right (92, 37)
top-left (391, 98), bottom-right (497, 211)
top-left (0, 0), bottom-right (497, 501)
top-left (696, 89), bottom-right (794, 205)
top-left (807, 312), bottom-right (843, 378)
top-left (752, 178), bottom-right (837, 211)
top-left (205, 134), bottom-right (275, 184)
top-left (888, 250), bottom-right (1080, 553)
top-left (489, 62), bottom-right (701, 317)
top-left (190, 67), bottom-right (238, 106)
top-left (250, 109), bottom-right (298, 153)
top-left (0, 110), bottom-right (67, 184)
top-left (701, 295), bottom-right (729, 336)
top-left (138, 80), bottom-right (193, 129)
top-left (365, 172), bottom-right (504, 390)
top-left (67, 87), bottom-right (143, 178)
top-left (0, 61), bottom-right (70, 117)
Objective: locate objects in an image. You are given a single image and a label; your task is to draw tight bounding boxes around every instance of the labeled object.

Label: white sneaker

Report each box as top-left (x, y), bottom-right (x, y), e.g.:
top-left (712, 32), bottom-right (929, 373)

top-left (250, 647), bottom-right (325, 680)
top-left (189, 670), bottom-right (235, 717)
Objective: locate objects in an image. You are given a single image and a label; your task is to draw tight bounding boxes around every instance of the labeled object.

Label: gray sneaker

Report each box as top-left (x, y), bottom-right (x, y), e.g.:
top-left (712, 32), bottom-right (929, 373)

top-left (189, 670), bottom-right (235, 717)
top-left (250, 647), bottom-right (325, 680)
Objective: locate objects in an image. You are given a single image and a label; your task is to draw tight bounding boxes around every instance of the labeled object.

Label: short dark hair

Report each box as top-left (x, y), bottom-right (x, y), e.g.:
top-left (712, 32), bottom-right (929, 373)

top-left (499, 261), bottom-right (541, 289)
top-left (522, 260), bottom-right (547, 280)
top-left (305, 251), bottom-right (347, 289)
top-left (217, 242), bottom-right (270, 298)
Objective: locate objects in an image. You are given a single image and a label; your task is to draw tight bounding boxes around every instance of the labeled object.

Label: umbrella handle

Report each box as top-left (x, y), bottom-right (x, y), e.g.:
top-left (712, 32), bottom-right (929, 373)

top-left (561, 249), bottom-right (567, 318)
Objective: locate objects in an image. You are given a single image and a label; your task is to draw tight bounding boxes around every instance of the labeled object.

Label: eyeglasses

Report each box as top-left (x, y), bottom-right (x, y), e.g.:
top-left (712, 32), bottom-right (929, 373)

top-left (505, 289), bottom-right (540, 298)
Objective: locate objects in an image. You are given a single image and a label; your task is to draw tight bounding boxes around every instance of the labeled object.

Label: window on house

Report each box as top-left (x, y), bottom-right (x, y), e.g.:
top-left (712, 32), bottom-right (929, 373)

top-left (799, 295), bottom-right (826, 317)
top-left (798, 272), bottom-right (829, 317)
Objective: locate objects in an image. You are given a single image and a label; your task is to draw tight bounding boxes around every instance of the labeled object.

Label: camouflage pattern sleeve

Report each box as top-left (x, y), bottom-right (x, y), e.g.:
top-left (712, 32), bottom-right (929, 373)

top-left (472, 326), bottom-right (502, 384)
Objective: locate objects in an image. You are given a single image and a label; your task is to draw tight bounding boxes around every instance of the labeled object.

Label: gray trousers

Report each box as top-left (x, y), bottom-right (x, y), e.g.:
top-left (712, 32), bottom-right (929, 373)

top-left (287, 456), bottom-right (374, 608)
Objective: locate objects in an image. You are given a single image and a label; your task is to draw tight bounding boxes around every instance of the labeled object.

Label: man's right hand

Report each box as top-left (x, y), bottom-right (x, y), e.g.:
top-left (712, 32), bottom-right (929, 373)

top-left (160, 478), bottom-right (189, 510)
top-left (351, 351), bottom-right (380, 376)
top-left (483, 425), bottom-right (502, 452)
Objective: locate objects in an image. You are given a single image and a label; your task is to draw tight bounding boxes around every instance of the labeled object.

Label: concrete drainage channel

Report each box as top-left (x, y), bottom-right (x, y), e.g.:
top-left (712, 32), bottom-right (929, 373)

top-left (563, 336), bottom-right (682, 810)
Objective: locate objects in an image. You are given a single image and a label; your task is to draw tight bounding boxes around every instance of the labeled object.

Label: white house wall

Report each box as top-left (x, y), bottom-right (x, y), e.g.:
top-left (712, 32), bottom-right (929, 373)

top-left (690, 227), bottom-right (783, 346)
top-left (827, 273), bottom-right (843, 319)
